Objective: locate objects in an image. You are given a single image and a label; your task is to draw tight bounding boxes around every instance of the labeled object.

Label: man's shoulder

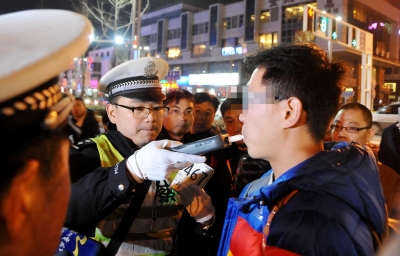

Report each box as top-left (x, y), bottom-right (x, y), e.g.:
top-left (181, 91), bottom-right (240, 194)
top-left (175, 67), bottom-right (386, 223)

top-left (71, 138), bottom-right (97, 152)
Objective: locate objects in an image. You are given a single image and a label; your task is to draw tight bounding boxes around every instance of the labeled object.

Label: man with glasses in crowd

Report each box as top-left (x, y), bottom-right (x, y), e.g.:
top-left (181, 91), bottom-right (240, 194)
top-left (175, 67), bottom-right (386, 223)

top-left (331, 103), bottom-right (400, 221)
top-left (331, 102), bottom-right (376, 159)
top-left (66, 57), bottom-right (214, 255)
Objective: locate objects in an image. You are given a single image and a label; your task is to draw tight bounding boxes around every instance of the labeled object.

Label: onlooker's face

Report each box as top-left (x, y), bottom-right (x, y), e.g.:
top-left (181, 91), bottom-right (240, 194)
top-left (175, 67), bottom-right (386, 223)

top-left (163, 98), bottom-right (194, 140)
top-left (192, 102), bottom-right (216, 133)
top-left (223, 105), bottom-right (246, 148)
top-left (107, 97), bottom-right (164, 147)
top-left (239, 67), bottom-right (280, 160)
top-left (331, 108), bottom-right (375, 146)
top-left (71, 99), bottom-right (86, 119)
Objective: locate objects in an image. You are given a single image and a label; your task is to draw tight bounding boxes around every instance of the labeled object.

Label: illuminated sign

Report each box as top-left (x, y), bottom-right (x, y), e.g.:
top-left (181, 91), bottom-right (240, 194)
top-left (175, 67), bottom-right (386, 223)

top-left (221, 47), bottom-right (243, 56)
top-left (188, 73), bottom-right (239, 86)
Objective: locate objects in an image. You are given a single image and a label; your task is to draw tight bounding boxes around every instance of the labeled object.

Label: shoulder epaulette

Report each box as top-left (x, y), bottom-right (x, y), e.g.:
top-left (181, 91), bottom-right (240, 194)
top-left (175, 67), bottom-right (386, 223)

top-left (71, 139), bottom-right (96, 150)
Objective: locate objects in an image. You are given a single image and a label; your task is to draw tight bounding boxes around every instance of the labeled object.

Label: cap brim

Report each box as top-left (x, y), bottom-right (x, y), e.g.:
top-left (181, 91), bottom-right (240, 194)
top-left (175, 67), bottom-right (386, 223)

top-left (111, 88), bottom-right (166, 102)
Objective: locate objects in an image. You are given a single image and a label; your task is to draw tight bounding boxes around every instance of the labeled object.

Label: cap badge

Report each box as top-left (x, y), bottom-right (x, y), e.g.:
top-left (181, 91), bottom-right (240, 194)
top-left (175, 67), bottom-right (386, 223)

top-left (143, 61), bottom-right (158, 78)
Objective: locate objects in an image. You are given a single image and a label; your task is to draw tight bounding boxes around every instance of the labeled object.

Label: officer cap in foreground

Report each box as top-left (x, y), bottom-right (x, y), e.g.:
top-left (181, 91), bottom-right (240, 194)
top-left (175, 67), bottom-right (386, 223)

top-left (0, 9), bottom-right (92, 153)
top-left (99, 57), bottom-right (169, 101)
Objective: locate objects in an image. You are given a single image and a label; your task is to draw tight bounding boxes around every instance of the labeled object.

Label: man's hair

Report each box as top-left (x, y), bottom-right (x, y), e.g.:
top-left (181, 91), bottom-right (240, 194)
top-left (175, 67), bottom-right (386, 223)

top-left (164, 89), bottom-right (194, 106)
top-left (338, 103), bottom-right (372, 127)
top-left (220, 98), bottom-right (243, 118)
top-left (75, 97), bottom-right (85, 103)
top-left (243, 42), bottom-right (346, 141)
top-left (194, 92), bottom-right (220, 113)
top-left (0, 131), bottom-right (66, 200)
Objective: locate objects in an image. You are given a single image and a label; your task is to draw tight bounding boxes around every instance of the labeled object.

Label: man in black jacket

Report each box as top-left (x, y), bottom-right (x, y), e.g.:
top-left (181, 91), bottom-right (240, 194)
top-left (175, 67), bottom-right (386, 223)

top-left (69, 97), bottom-right (100, 143)
top-left (379, 119), bottom-right (400, 175)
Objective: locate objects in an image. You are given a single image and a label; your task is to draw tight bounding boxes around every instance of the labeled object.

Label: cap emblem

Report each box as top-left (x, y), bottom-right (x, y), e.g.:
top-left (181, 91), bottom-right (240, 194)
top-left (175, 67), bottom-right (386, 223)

top-left (143, 61), bottom-right (158, 78)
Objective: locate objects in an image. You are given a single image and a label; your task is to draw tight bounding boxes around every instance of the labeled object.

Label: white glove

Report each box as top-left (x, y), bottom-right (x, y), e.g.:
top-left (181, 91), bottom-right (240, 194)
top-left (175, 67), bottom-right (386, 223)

top-left (178, 183), bottom-right (215, 224)
top-left (126, 140), bottom-right (206, 182)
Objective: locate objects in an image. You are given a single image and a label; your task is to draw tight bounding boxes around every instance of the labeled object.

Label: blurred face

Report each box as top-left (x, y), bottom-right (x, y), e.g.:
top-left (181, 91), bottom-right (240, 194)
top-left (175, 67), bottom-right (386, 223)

top-left (163, 98), bottom-right (194, 141)
top-left (223, 105), bottom-right (246, 148)
top-left (192, 102), bottom-right (216, 133)
top-left (107, 97), bottom-right (164, 147)
top-left (239, 67), bottom-right (279, 160)
top-left (331, 108), bottom-right (374, 146)
top-left (71, 99), bottom-right (86, 119)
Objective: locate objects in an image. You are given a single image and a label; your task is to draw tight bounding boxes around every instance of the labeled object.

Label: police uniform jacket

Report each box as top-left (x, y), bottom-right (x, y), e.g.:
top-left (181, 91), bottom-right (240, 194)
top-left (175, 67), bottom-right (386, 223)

top-left (65, 126), bottom-right (141, 235)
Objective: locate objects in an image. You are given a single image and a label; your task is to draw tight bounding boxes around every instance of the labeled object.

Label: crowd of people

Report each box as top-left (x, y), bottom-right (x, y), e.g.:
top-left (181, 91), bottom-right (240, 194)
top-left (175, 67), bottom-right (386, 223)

top-left (1, 8), bottom-right (400, 256)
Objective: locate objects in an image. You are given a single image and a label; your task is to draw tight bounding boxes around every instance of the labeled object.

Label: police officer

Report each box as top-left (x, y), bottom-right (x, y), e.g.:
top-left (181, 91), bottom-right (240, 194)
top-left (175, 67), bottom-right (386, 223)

top-left (0, 9), bottom-right (91, 256)
top-left (66, 57), bottom-right (214, 255)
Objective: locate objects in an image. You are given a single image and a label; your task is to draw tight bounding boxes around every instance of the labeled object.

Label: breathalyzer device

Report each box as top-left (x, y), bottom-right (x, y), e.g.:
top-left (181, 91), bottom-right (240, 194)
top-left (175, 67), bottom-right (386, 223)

top-left (170, 134), bottom-right (244, 155)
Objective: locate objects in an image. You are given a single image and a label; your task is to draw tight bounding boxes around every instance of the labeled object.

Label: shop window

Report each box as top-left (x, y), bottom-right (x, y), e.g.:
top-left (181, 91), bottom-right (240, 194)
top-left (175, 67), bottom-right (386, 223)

top-left (192, 43), bottom-right (208, 57)
top-left (260, 32), bottom-right (278, 48)
top-left (260, 10), bottom-right (270, 24)
top-left (167, 47), bottom-right (181, 59)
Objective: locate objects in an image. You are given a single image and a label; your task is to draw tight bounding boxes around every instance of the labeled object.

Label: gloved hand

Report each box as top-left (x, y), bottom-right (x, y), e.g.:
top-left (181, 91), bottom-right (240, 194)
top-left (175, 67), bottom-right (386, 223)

top-left (177, 183), bottom-right (215, 225)
top-left (126, 140), bottom-right (206, 182)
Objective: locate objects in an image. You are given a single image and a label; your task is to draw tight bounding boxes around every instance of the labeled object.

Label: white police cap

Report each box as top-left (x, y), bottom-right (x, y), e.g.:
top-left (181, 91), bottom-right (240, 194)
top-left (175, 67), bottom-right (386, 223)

top-left (99, 57), bottom-right (168, 101)
top-left (0, 10), bottom-right (92, 150)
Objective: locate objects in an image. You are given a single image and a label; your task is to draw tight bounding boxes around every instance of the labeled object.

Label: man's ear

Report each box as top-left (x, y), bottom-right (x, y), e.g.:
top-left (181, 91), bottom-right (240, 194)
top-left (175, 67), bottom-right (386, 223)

top-left (106, 103), bottom-right (117, 124)
top-left (282, 97), bottom-right (305, 128)
top-left (366, 127), bottom-right (376, 142)
top-left (1, 160), bottom-right (39, 242)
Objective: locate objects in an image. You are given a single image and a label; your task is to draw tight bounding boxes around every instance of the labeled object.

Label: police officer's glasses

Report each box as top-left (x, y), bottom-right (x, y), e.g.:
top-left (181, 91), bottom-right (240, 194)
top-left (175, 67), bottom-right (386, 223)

top-left (331, 124), bottom-right (371, 133)
top-left (113, 103), bottom-right (169, 119)
top-left (168, 109), bottom-right (193, 116)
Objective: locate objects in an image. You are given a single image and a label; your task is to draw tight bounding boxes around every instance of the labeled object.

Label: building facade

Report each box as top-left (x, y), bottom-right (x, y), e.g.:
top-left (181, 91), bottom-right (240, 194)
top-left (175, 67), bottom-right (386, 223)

top-left (137, 0), bottom-right (400, 106)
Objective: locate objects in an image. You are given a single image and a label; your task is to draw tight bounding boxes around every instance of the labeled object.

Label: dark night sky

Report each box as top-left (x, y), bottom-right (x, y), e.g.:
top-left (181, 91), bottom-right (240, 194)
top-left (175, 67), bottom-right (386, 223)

top-left (0, 0), bottom-right (237, 15)
top-left (3, 0), bottom-right (398, 19)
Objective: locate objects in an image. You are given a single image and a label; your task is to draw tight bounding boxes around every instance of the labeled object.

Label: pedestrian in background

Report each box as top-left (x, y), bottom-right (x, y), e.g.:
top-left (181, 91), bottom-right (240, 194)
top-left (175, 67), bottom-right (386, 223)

top-left (190, 92), bottom-right (220, 140)
top-left (69, 97), bottom-right (100, 143)
top-left (378, 112), bottom-right (400, 175)
top-left (157, 88), bottom-right (194, 143)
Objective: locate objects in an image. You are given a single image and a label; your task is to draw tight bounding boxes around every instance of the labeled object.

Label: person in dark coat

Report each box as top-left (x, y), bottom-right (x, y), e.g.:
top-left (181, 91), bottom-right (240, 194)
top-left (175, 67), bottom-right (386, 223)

top-left (0, 9), bottom-right (91, 256)
top-left (69, 97), bottom-right (100, 143)
top-left (378, 121), bottom-right (400, 175)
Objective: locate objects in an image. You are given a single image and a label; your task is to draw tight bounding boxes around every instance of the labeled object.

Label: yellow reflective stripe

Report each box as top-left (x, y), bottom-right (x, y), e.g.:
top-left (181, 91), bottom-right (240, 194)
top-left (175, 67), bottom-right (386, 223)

top-left (91, 135), bottom-right (124, 167)
top-left (94, 228), bottom-right (111, 243)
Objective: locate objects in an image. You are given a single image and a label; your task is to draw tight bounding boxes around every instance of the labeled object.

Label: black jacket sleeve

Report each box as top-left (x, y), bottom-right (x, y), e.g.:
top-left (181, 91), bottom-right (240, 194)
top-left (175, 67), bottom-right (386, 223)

top-left (65, 159), bottom-right (139, 235)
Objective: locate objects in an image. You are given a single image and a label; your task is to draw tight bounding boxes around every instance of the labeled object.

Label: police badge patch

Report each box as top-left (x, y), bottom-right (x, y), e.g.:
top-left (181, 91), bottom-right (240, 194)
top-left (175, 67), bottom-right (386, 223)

top-left (144, 61), bottom-right (158, 78)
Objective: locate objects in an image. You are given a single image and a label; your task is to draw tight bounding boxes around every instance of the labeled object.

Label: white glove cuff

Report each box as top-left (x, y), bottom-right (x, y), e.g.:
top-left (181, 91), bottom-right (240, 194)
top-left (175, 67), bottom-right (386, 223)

top-left (127, 151), bottom-right (147, 180)
top-left (195, 214), bottom-right (214, 224)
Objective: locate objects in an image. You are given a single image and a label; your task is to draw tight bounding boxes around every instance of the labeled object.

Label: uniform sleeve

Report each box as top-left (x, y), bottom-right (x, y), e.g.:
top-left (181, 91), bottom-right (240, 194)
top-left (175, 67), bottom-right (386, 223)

top-left (69, 142), bottom-right (101, 183)
top-left (65, 159), bottom-right (139, 235)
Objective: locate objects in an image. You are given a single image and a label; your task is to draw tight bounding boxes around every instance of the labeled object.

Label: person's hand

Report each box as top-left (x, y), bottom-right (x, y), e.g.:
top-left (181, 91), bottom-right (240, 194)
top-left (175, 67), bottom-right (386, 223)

top-left (177, 183), bottom-right (215, 225)
top-left (126, 140), bottom-right (206, 182)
